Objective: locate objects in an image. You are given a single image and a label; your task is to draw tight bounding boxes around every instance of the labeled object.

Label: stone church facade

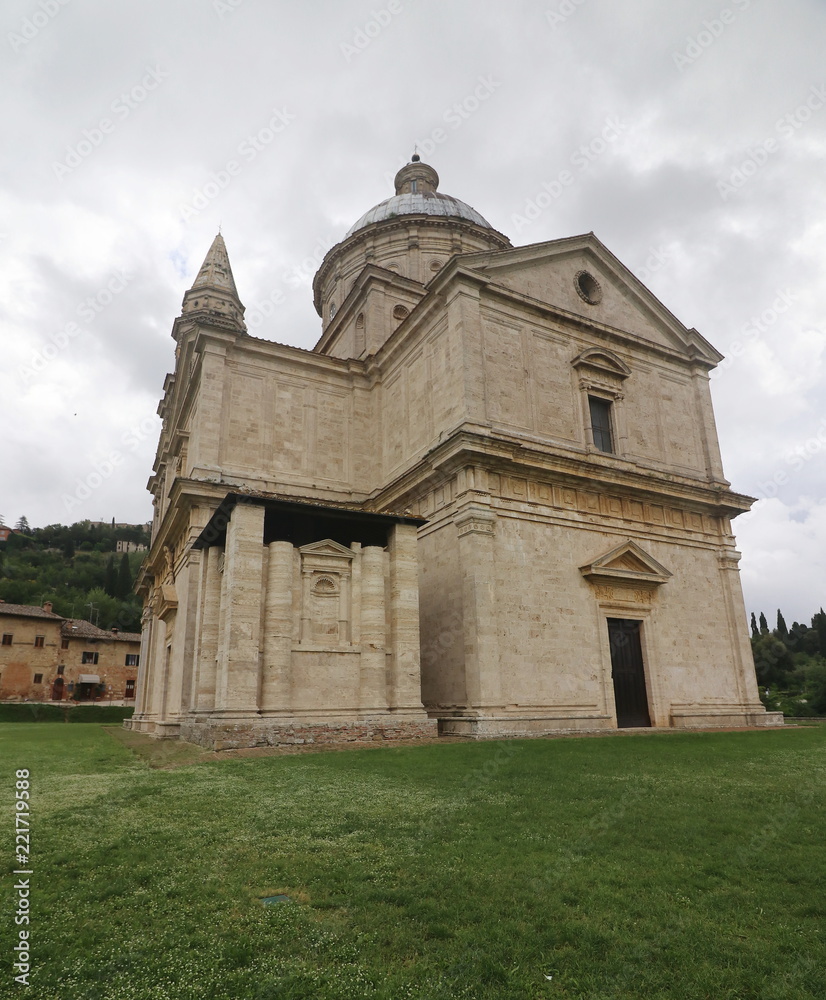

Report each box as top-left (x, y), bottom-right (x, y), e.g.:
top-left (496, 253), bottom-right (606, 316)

top-left (128, 156), bottom-right (781, 748)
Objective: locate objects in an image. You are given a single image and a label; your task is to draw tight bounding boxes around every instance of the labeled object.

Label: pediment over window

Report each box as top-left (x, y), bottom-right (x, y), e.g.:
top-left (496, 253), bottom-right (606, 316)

top-left (571, 349), bottom-right (631, 381)
top-left (154, 583), bottom-right (179, 622)
top-left (579, 540), bottom-right (671, 587)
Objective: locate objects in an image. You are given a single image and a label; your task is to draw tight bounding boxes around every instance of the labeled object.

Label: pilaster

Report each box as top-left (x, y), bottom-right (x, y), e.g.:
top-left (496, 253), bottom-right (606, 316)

top-left (388, 522), bottom-right (424, 710)
top-left (359, 545), bottom-right (388, 711)
top-left (193, 545), bottom-right (222, 712)
top-left (261, 541), bottom-right (294, 713)
top-left (455, 502), bottom-right (502, 709)
top-left (214, 502), bottom-right (265, 714)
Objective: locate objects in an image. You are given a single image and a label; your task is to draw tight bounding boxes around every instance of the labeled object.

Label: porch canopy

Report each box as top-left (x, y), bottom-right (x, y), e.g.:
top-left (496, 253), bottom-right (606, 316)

top-left (192, 492), bottom-right (425, 551)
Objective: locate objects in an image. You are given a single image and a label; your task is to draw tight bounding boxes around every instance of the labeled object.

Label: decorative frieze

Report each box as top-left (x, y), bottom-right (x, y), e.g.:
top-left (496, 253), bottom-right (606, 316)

top-left (485, 471), bottom-right (718, 535)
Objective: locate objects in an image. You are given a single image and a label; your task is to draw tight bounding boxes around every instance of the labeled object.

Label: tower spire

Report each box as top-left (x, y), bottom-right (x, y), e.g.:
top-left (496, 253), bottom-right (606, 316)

top-left (181, 233), bottom-right (246, 332)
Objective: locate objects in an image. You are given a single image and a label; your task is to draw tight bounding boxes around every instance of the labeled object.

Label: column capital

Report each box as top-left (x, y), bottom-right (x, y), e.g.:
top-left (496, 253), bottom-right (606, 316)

top-left (455, 503), bottom-right (496, 537)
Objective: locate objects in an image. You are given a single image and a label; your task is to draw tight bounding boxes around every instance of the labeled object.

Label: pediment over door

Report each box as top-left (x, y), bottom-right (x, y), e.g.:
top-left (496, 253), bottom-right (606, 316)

top-left (579, 540), bottom-right (671, 588)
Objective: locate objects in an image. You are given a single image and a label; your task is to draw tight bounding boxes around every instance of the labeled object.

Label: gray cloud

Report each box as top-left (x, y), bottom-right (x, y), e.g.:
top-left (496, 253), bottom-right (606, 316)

top-left (1, 0), bottom-right (823, 621)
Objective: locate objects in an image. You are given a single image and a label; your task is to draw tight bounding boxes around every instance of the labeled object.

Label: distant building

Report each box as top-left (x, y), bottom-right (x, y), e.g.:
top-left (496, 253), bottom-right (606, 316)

top-left (0, 601), bottom-right (140, 702)
top-left (116, 540), bottom-right (148, 553)
top-left (0, 527), bottom-right (14, 543)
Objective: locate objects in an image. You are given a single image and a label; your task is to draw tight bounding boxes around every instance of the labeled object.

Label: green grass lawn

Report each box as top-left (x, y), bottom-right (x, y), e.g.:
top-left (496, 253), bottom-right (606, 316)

top-left (2, 724), bottom-right (825, 1000)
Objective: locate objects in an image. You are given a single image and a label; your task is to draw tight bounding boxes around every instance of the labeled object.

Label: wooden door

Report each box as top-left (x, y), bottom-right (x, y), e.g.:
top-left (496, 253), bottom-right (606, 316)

top-left (607, 618), bottom-right (651, 728)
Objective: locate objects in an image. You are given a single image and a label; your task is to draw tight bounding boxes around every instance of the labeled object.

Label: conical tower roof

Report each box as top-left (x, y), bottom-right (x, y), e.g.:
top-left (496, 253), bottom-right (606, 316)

top-left (181, 233), bottom-right (246, 332)
top-left (191, 233), bottom-right (240, 297)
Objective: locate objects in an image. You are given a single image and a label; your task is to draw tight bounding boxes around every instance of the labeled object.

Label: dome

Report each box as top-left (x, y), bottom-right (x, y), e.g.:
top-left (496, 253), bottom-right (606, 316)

top-left (346, 192), bottom-right (494, 236)
top-left (345, 156), bottom-right (495, 237)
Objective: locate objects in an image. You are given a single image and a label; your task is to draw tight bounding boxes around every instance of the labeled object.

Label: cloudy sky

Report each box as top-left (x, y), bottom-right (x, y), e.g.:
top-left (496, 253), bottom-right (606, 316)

top-left (1, 0), bottom-right (824, 623)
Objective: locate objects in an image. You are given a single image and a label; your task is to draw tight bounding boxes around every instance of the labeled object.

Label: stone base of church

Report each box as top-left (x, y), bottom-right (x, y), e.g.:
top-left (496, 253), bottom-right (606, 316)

top-left (669, 706), bottom-right (785, 728)
top-left (125, 716), bottom-right (182, 738)
top-left (437, 714), bottom-right (615, 738)
top-left (177, 713), bottom-right (439, 750)
top-left (436, 705), bottom-right (785, 737)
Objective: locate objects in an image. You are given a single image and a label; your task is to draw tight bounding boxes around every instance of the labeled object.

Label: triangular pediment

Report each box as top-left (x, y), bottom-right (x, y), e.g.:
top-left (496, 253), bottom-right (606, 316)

top-left (580, 540), bottom-right (671, 586)
top-left (572, 348), bottom-right (631, 380)
top-left (298, 539), bottom-right (354, 558)
top-left (453, 233), bottom-right (722, 366)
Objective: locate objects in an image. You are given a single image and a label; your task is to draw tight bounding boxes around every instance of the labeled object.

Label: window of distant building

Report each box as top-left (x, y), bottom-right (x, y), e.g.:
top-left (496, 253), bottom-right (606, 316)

top-left (57, 665), bottom-right (65, 675)
top-left (34, 635), bottom-right (45, 648)
top-left (588, 396), bottom-right (614, 454)
top-left (82, 651), bottom-right (99, 665)
top-left (2, 634), bottom-right (12, 646)
top-left (61, 639), bottom-right (69, 649)
top-left (33, 673), bottom-right (43, 684)
top-left (125, 679), bottom-right (136, 698)
top-left (125, 654), bottom-right (140, 667)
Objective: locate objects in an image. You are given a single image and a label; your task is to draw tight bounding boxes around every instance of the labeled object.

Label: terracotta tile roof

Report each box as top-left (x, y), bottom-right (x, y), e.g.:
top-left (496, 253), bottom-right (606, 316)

top-left (0, 603), bottom-right (64, 620)
top-left (60, 620), bottom-right (141, 643)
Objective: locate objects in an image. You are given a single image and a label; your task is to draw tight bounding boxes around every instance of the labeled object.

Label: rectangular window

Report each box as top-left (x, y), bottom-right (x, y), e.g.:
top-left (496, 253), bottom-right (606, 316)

top-left (34, 635), bottom-right (45, 648)
top-left (2, 634), bottom-right (12, 646)
top-left (125, 679), bottom-right (136, 698)
top-left (61, 639), bottom-right (69, 649)
top-left (125, 654), bottom-right (140, 667)
top-left (81, 651), bottom-right (99, 665)
top-left (57, 665), bottom-right (65, 675)
top-left (588, 396), bottom-right (614, 454)
top-left (33, 673), bottom-right (43, 684)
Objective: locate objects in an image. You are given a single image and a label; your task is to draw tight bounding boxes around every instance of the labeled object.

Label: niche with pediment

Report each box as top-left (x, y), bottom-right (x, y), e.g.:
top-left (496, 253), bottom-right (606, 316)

top-left (298, 539), bottom-right (354, 646)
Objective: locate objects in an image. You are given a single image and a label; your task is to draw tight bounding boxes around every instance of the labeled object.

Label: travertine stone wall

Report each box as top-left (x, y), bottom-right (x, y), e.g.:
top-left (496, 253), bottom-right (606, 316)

top-left (416, 484), bottom-right (774, 735)
top-left (138, 513), bottom-right (434, 747)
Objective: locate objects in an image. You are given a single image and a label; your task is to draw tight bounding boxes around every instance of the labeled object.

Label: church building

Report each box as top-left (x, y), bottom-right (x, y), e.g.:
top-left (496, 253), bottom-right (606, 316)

top-left (128, 156), bottom-right (781, 748)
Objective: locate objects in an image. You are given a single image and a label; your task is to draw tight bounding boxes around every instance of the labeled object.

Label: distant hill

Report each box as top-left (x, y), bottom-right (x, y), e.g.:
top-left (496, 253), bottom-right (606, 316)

top-left (0, 520), bottom-right (150, 632)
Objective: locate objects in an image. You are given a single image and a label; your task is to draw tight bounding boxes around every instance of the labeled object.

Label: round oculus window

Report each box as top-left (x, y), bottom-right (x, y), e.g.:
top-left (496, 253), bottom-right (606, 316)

top-left (575, 270), bottom-right (602, 305)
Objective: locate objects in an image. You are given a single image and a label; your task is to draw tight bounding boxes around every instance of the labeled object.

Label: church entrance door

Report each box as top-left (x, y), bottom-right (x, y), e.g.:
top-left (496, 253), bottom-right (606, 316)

top-left (607, 619), bottom-right (651, 728)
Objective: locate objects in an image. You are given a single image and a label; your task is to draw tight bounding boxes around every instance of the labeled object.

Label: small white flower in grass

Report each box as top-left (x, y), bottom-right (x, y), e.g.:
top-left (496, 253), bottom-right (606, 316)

top-left (544, 973), bottom-right (553, 979)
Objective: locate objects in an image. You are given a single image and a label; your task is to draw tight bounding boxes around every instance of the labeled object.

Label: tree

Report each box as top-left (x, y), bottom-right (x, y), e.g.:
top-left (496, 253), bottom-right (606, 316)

top-left (116, 553), bottom-right (133, 599)
top-left (15, 515), bottom-right (30, 533)
top-left (776, 609), bottom-right (789, 642)
top-left (759, 612), bottom-right (770, 636)
top-left (751, 635), bottom-right (794, 687)
top-left (750, 612), bottom-right (759, 640)
top-left (813, 608), bottom-right (826, 658)
top-left (103, 555), bottom-right (116, 597)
